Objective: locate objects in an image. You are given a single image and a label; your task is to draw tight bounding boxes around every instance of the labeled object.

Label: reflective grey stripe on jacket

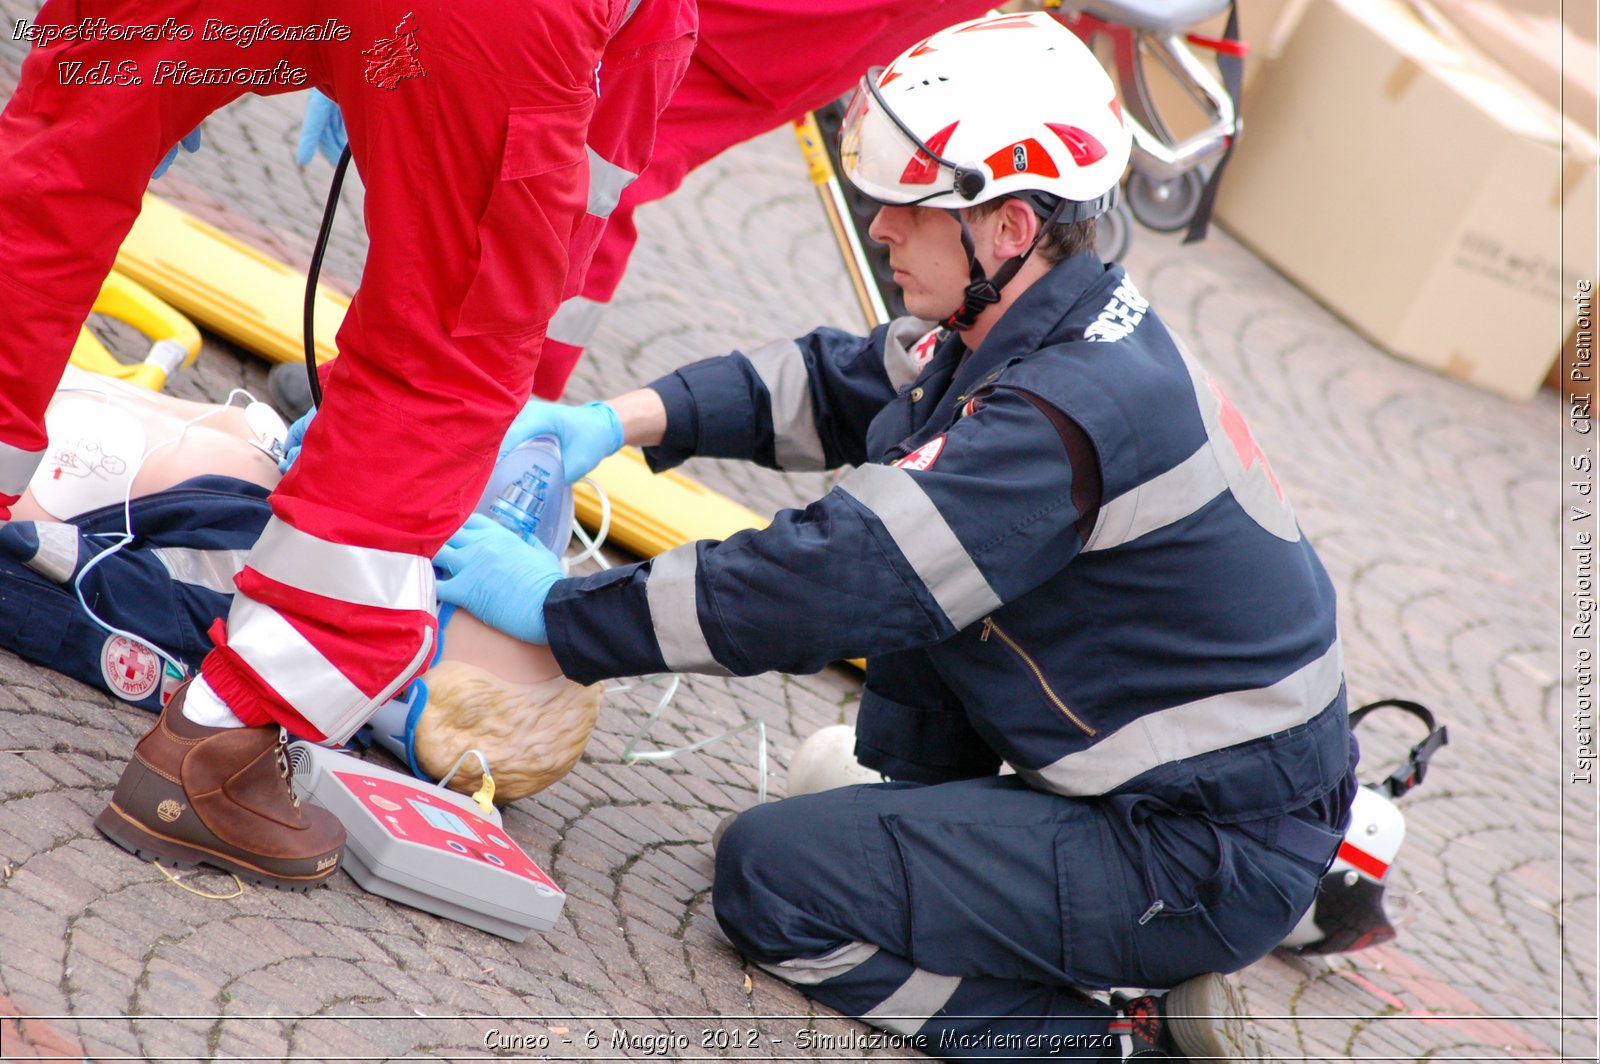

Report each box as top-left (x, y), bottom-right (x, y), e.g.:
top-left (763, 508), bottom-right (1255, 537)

top-left (644, 542), bottom-right (732, 675)
top-left (1016, 639), bottom-right (1346, 798)
top-left (1087, 339), bottom-right (1299, 551)
top-left (836, 463), bottom-right (1001, 630)
top-left (746, 338), bottom-right (826, 471)
top-left (1084, 445), bottom-right (1222, 551)
top-left (0, 439), bottom-right (41, 499)
top-left (762, 942), bottom-right (960, 1037)
top-left (152, 546), bottom-right (250, 596)
top-left (20, 521), bottom-right (79, 583)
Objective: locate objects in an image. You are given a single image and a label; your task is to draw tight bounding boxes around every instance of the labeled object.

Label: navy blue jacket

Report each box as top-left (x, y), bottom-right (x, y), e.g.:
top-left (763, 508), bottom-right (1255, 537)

top-left (549, 253), bottom-right (1352, 820)
top-left (0, 476), bottom-right (266, 711)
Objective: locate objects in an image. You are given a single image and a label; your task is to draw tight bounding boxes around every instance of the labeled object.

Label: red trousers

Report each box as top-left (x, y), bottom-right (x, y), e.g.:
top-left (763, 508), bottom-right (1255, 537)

top-left (530, 0), bottom-right (994, 399)
top-left (0, 0), bottom-right (692, 741)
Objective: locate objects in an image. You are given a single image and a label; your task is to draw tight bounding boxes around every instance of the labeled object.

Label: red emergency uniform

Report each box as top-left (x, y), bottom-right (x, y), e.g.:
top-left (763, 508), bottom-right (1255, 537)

top-left (0, 0), bottom-right (694, 741)
top-left (530, 0), bottom-right (994, 399)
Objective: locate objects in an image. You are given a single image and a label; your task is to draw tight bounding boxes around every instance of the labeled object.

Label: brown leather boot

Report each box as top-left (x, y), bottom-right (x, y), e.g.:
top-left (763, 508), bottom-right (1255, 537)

top-left (94, 683), bottom-right (346, 891)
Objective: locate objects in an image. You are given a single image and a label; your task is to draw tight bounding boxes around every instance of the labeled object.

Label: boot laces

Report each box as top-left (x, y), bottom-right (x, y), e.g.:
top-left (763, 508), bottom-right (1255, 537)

top-left (275, 727), bottom-right (301, 808)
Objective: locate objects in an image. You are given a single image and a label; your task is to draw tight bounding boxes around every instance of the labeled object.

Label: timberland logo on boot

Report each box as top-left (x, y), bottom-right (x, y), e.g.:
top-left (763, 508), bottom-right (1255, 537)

top-left (156, 799), bottom-right (185, 823)
top-left (316, 854), bottom-right (340, 872)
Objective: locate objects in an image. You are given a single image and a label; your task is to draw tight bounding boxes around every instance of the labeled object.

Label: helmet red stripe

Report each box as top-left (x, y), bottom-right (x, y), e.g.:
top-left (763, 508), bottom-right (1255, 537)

top-left (1045, 123), bottom-right (1107, 167)
top-left (1337, 840), bottom-right (1391, 881)
top-left (900, 121), bottom-right (959, 185)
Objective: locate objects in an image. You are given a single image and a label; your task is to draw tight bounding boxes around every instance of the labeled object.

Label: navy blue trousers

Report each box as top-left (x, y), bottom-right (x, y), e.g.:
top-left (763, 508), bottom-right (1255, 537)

top-left (713, 776), bottom-right (1339, 1061)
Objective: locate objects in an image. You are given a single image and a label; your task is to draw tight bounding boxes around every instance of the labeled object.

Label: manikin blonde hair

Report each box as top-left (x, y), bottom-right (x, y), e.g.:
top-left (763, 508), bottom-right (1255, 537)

top-left (412, 659), bottom-right (603, 802)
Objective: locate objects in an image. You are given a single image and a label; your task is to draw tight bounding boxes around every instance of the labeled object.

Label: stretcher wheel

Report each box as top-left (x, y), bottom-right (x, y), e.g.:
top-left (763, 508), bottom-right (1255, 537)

top-left (1095, 199), bottom-right (1134, 263)
top-left (1126, 169), bottom-right (1205, 233)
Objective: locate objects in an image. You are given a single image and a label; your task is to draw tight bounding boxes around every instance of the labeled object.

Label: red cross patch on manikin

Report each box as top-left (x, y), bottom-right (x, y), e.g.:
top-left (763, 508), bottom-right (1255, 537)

top-left (1206, 378), bottom-right (1283, 502)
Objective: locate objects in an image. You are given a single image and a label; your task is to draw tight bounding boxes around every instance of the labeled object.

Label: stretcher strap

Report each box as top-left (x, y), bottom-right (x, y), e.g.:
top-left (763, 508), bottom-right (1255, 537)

top-left (1182, 1), bottom-right (1240, 245)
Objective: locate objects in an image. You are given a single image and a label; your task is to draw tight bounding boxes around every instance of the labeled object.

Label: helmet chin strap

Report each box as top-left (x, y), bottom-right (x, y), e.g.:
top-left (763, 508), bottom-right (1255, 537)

top-left (943, 196), bottom-right (1069, 332)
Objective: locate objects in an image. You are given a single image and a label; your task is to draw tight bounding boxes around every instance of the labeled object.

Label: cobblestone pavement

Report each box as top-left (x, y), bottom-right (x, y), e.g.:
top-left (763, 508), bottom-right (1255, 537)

top-left (1, 17), bottom-right (1595, 1062)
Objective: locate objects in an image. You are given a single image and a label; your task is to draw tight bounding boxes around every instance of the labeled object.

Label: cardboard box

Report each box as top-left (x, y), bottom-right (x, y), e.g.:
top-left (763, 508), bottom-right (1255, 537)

top-left (1429, 0), bottom-right (1598, 136)
top-left (1493, 0), bottom-right (1597, 42)
top-left (1215, 0), bottom-right (1598, 400)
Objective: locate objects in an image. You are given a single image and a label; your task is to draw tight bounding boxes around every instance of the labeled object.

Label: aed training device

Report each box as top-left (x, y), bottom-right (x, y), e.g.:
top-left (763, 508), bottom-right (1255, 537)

top-left (287, 742), bottom-right (565, 941)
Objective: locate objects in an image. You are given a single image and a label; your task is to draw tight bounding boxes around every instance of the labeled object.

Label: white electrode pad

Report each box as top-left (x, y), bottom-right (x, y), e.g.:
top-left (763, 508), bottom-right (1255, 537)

top-left (242, 400), bottom-right (289, 460)
top-left (31, 397), bottom-right (147, 519)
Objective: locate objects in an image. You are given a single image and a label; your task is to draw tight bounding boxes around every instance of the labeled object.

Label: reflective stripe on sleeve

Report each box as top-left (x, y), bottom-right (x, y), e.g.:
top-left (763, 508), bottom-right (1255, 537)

top-left (24, 522), bottom-right (80, 584)
top-left (1082, 444), bottom-right (1224, 552)
top-left (223, 594), bottom-right (434, 744)
top-left (863, 968), bottom-right (962, 1036)
top-left (759, 942), bottom-right (880, 986)
top-left (0, 439), bottom-right (42, 498)
top-left (837, 463), bottom-right (1002, 630)
top-left (586, 147), bottom-right (639, 219)
top-left (746, 338), bottom-right (826, 471)
top-left (1018, 639), bottom-right (1346, 797)
top-left (152, 546), bottom-right (250, 596)
top-left (245, 517), bottom-right (434, 612)
top-left (547, 296), bottom-right (606, 348)
top-left (644, 543), bottom-right (732, 675)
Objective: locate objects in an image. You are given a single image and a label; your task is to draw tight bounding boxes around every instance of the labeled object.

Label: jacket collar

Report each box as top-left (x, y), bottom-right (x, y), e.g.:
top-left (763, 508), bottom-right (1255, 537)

top-left (937, 252), bottom-right (1115, 413)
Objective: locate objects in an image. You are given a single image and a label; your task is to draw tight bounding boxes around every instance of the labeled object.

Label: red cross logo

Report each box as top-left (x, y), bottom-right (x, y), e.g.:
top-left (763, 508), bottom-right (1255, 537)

top-left (1207, 378), bottom-right (1283, 502)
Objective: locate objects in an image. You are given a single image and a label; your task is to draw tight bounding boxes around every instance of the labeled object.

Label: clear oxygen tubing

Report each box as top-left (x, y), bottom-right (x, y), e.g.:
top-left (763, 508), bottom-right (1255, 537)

top-left (567, 478), bottom-right (770, 805)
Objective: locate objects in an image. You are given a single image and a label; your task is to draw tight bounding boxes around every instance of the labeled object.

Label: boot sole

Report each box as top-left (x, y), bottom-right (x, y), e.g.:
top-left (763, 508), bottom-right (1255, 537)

top-left (1165, 972), bottom-right (1264, 1062)
top-left (94, 801), bottom-right (338, 893)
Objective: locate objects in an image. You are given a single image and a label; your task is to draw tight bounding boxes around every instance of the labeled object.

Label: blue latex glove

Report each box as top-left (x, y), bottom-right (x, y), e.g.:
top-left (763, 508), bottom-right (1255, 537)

top-left (435, 514), bottom-right (564, 644)
top-left (500, 399), bottom-right (623, 482)
top-left (152, 127), bottom-right (203, 179)
top-left (295, 89), bottom-right (348, 166)
top-left (276, 408), bottom-right (315, 474)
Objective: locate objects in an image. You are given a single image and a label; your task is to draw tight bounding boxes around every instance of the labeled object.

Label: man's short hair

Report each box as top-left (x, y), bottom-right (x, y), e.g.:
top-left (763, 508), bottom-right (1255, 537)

top-left (967, 196), bottom-right (1098, 264)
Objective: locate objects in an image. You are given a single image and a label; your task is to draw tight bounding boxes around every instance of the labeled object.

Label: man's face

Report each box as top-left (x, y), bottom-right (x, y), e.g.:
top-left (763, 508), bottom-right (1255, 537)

top-left (868, 205), bottom-right (975, 322)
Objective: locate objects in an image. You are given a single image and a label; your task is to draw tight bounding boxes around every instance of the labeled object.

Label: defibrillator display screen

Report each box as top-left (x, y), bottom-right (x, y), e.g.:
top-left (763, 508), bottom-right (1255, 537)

top-left (408, 798), bottom-right (482, 842)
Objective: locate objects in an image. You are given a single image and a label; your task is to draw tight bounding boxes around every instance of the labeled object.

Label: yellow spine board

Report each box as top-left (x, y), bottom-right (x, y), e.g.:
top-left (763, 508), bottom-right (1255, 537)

top-left (115, 194), bottom-right (349, 366)
top-left (70, 270), bottom-right (202, 390)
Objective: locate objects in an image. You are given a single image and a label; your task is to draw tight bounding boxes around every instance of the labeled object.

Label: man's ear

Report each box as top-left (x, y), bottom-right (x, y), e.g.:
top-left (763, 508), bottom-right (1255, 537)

top-left (991, 198), bottom-right (1041, 260)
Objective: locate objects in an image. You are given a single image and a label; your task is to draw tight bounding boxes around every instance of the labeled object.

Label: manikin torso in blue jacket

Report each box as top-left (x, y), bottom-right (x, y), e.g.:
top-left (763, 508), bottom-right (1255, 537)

top-left (545, 251), bottom-right (1352, 821)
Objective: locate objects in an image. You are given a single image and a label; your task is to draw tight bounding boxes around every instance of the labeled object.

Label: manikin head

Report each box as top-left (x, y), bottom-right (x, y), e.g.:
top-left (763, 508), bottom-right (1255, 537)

top-left (839, 11), bottom-right (1132, 339)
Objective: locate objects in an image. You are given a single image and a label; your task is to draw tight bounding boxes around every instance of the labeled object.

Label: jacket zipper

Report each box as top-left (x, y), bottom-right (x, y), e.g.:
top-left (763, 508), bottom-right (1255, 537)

top-left (981, 616), bottom-right (1097, 737)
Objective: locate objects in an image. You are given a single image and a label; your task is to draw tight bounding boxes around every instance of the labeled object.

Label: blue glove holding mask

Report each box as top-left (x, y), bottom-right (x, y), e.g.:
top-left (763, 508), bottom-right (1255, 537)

top-left (295, 88), bottom-right (348, 166)
top-left (435, 514), bottom-right (564, 644)
top-left (499, 399), bottom-right (623, 482)
top-left (152, 127), bottom-right (203, 178)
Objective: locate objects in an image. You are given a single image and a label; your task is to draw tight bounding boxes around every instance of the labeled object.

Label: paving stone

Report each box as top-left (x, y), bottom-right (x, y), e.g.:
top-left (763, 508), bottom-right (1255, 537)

top-left (0, 11), bottom-right (1590, 1059)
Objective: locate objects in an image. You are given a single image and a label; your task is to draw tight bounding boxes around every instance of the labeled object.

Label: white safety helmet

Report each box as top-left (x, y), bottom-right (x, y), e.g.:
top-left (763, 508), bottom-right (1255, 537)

top-left (1280, 699), bottom-right (1448, 955)
top-left (839, 10), bottom-right (1131, 217)
top-left (1279, 785), bottom-right (1408, 953)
